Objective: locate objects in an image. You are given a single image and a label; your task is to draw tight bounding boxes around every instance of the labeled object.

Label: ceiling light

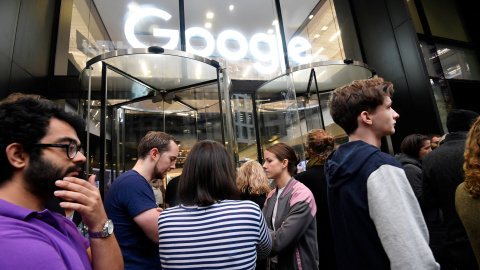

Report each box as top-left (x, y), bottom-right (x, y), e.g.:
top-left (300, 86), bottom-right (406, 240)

top-left (205, 22), bottom-right (212, 29)
top-left (229, 5), bottom-right (234, 11)
top-left (309, 15), bottom-right (314, 19)
top-left (206, 12), bottom-right (214, 19)
top-left (322, 26), bottom-right (328, 31)
top-left (242, 65), bottom-right (252, 78)
top-left (329, 30), bottom-right (341, 42)
top-left (267, 29), bottom-right (274, 34)
top-left (272, 20), bottom-right (278, 26)
top-left (313, 47), bottom-right (324, 57)
top-left (314, 34), bottom-right (320, 38)
top-left (127, 2), bottom-right (139, 11)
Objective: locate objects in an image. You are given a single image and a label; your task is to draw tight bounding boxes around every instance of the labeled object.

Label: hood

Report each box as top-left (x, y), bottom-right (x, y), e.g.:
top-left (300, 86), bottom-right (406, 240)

top-left (394, 152), bottom-right (421, 168)
top-left (325, 140), bottom-right (379, 186)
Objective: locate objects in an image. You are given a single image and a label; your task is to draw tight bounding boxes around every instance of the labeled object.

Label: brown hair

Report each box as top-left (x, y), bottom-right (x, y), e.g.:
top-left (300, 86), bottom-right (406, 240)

top-left (463, 117), bottom-right (480, 199)
top-left (137, 131), bottom-right (179, 159)
top-left (236, 160), bottom-right (271, 196)
top-left (329, 77), bottom-right (394, 135)
top-left (265, 143), bottom-right (299, 176)
top-left (305, 129), bottom-right (335, 163)
top-left (401, 134), bottom-right (429, 159)
top-left (178, 140), bottom-right (239, 206)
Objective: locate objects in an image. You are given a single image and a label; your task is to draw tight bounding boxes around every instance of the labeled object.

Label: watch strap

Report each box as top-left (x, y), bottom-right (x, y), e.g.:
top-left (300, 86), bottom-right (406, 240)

top-left (88, 219), bottom-right (113, 238)
top-left (88, 230), bottom-right (105, 238)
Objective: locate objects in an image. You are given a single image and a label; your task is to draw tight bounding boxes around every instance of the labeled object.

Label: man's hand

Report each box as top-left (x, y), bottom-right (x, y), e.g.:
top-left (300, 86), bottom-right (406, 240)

top-left (54, 175), bottom-right (123, 270)
top-left (53, 175), bottom-right (107, 232)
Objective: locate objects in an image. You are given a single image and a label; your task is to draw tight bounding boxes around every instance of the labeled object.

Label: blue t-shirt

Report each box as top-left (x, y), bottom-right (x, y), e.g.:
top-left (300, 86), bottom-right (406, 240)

top-left (104, 170), bottom-right (160, 269)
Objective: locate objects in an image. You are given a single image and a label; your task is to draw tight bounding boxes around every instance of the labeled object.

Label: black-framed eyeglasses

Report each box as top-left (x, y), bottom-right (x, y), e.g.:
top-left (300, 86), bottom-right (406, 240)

top-left (33, 142), bottom-right (84, 159)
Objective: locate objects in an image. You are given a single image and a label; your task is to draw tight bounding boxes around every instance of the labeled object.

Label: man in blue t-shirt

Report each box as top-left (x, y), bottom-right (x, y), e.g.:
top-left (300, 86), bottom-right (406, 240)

top-left (104, 132), bottom-right (179, 269)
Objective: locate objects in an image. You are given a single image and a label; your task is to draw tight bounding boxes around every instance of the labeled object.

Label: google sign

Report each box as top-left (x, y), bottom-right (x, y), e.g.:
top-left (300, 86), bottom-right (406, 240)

top-left (125, 8), bottom-right (314, 74)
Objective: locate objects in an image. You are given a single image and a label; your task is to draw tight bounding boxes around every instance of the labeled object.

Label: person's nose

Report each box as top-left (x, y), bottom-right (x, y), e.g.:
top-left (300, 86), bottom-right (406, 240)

top-left (392, 108), bottom-right (399, 119)
top-left (73, 150), bottom-right (87, 164)
top-left (170, 161), bottom-right (176, 170)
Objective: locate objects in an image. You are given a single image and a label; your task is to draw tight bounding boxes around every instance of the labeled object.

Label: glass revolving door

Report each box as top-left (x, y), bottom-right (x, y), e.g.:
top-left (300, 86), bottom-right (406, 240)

top-left (254, 60), bottom-right (375, 169)
top-left (80, 48), bottom-right (233, 196)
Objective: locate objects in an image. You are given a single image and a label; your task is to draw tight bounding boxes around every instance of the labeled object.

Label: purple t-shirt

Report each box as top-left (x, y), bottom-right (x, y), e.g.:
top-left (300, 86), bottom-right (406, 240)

top-left (0, 199), bottom-right (91, 269)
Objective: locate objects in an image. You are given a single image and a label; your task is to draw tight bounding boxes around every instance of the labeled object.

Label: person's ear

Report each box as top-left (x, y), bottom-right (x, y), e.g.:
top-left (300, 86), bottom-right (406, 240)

top-left (6, 143), bottom-right (28, 169)
top-left (359, 111), bottom-right (373, 125)
top-left (150, 148), bottom-right (160, 161)
top-left (281, 159), bottom-right (288, 169)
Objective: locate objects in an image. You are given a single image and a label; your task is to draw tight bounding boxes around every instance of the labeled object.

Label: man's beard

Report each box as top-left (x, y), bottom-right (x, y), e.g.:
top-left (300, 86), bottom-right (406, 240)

top-left (153, 163), bottom-right (166, 180)
top-left (23, 155), bottom-right (82, 199)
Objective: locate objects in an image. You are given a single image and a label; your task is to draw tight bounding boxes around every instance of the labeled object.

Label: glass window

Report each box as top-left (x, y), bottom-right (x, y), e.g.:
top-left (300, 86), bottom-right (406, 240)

top-left (281, 0), bottom-right (344, 67)
top-left (318, 91), bottom-right (347, 143)
top-left (184, 0), bottom-right (282, 80)
top-left (232, 93), bottom-right (258, 162)
top-left (406, 0), bottom-right (424, 34)
top-left (436, 43), bottom-right (480, 80)
top-left (421, 0), bottom-right (469, 42)
top-left (56, 0), bottom-right (116, 75)
top-left (255, 74), bottom-right (306, 162)
top-left (429, 78), bottom-right (450, 133)
top-left (419, 41), bottom-right (442, 77)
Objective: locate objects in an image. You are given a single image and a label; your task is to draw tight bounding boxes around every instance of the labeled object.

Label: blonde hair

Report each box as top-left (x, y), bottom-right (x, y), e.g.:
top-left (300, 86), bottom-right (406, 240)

top-left (463, 116), bottom-right (480, 199)
top-left (236, 160), bottom-right (271, 196)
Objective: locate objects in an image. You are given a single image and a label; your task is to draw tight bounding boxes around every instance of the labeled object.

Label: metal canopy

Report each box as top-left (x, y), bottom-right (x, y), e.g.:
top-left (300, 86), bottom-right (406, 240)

top-left (79, 48), bottom-right (221, 102)
top-left (255, 60), bottom-right (376, 105)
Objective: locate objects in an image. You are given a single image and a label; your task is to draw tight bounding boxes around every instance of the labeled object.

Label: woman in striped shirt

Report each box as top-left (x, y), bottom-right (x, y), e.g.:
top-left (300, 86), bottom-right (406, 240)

top-left (158, 140), bottom-right (272, 269)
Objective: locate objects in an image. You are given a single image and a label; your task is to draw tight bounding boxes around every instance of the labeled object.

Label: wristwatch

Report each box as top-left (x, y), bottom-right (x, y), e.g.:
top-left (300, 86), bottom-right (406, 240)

top-left (88, 219), bottom-right (114, 238)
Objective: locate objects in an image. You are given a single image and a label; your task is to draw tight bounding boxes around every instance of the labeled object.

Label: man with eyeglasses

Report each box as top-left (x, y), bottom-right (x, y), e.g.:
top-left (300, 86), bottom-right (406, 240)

top-left (0, 93), bottom-right (123, 270)
top-left (104, 131), bottom-right (179, 269)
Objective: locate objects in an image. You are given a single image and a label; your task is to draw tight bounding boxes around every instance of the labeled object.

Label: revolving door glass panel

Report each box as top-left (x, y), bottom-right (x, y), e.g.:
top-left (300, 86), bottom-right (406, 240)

top-left (256, 74), bottom-right (307, 168)
top-left (255, 61), bottom-right (375, 167)
top-left (111, 90), bottom-right (225, 188)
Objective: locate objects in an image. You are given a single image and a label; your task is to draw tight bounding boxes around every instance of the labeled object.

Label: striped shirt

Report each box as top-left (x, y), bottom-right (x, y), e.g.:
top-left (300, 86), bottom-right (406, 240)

top-left (158, 200), bottom-right (272, 269)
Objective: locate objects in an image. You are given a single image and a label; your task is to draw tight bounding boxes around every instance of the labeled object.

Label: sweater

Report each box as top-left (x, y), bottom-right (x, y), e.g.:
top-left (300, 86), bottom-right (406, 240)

top-left (262, 178), bottom-right (319, 270)
top-left (456, 183), bottom-right (480, 269)
top-left (325, 140), bottom-right (439, 270)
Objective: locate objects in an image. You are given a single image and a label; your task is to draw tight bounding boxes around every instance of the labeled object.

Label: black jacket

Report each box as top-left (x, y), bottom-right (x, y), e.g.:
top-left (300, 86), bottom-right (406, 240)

top-left (422, 131), bottom-right (478, 269)
top-left (296, 164), bottom-right (337, 270)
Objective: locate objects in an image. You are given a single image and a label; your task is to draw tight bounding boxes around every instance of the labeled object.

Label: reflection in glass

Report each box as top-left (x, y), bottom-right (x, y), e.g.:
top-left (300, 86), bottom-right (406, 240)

top-left (430, 78), bottom-right (451, 133)
top-left (419, 41), bottom-right (443, 77)
top-left (281, 0), bottom-right (344, 67)
top-left (256, 74), bottom-right (306, 164)
top-left (233, 94), bottom-right (258, 162)
top-left (254, 61), bottom-right (374, 163)
top-left (436, 44), bottom-right (480, 80)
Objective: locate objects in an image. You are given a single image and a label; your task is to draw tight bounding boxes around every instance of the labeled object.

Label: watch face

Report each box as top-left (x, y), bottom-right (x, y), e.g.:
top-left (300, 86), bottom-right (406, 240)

top-left (107, 220), bottom-right (114, 234)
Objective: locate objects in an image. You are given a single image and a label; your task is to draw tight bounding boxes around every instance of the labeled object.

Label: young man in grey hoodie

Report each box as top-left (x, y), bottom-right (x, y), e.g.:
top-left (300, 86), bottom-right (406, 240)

top-left (324, 78), bottom-right (439, 270)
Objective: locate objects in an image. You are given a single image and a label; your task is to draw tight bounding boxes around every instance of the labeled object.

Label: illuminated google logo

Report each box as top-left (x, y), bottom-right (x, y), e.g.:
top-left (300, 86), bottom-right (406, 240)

top-left (124, 7), bottom-right (314, 74)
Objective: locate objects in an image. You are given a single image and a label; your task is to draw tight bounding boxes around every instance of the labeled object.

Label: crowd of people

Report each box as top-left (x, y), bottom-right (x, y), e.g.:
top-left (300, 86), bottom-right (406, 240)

top-left (1, 77), bottom-right (480, 270)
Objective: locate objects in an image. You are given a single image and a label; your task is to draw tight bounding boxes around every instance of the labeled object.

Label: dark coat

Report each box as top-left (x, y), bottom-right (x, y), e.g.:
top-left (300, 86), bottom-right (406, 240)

top-left (396, 152), bottom-right (443, 227)
top-left (296, 164), bottom-right (337, 270)
top-left (422, 131), bottom-right (478, 269)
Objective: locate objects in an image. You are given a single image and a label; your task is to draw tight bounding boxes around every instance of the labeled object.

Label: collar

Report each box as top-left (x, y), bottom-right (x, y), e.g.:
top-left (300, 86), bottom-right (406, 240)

top-left (276, 177), bottom-right (296, 197)
top-left (306, 156), bottom-right (324, 169)
top-left (0, 198), bottom-right (67, 234)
